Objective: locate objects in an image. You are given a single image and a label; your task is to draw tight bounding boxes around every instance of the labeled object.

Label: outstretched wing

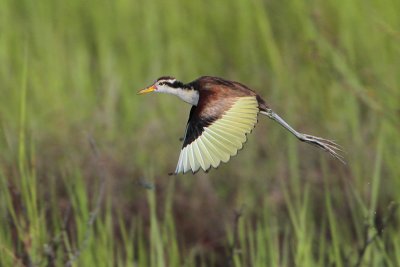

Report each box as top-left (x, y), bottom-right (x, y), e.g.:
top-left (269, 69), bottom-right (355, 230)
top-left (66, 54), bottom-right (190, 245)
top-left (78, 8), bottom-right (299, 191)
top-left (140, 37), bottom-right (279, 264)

top-left (174, 96), bottom-right (259, 174)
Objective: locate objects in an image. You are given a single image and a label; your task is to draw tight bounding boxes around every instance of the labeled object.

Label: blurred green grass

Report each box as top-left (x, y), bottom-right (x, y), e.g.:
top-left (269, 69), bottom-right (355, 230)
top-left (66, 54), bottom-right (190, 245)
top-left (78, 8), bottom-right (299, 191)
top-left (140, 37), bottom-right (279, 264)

top-left (1, 0), bottom-right (399, 266)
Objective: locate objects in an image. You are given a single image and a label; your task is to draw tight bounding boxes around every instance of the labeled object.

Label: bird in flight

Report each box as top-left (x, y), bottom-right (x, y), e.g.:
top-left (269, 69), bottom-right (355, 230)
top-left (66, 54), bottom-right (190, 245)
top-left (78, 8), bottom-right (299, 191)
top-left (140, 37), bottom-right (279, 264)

top-left (138, 76), bottom-right (344, 175)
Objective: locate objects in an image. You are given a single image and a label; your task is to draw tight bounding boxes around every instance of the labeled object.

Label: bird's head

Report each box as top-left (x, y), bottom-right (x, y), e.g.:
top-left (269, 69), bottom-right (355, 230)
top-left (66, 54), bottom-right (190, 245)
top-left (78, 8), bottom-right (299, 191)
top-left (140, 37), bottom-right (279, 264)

top-left (138, 76), bottom-right (199, 105)
top-left (138, 76), bottom-right (179, 94)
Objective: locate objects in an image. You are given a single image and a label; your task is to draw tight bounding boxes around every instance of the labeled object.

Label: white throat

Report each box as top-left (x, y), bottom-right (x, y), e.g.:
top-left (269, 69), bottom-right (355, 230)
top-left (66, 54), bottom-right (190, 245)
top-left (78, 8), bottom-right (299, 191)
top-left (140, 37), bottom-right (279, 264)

top-left (157, 86), bottom-right (199, 106)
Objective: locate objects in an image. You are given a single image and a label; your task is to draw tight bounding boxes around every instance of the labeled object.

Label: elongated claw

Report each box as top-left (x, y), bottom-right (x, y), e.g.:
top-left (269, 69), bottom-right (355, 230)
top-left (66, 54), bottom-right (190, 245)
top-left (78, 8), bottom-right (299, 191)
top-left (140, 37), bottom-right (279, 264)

top-left (264, 110), bottom-right (345, 164)
top-left (299, 134), bottom-right (346, 164)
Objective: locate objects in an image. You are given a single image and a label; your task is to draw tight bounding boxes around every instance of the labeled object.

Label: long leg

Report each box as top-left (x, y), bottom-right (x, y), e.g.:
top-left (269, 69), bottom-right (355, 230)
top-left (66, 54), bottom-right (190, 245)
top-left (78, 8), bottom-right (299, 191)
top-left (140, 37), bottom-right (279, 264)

top-left (260, 109), bottom-right (345, 163)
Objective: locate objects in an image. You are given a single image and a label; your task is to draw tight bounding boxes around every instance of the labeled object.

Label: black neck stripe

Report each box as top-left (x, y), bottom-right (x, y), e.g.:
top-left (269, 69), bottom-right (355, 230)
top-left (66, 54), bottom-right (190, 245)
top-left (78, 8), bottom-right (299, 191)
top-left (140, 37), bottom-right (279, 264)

top-left (168, 81), bottom-right (193, 89)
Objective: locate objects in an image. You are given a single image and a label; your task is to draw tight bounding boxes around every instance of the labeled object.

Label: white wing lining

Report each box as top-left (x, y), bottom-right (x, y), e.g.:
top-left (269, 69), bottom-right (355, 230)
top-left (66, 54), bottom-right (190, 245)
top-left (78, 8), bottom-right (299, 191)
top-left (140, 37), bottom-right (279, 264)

top-left (175, 96), bottom-right (259, 174)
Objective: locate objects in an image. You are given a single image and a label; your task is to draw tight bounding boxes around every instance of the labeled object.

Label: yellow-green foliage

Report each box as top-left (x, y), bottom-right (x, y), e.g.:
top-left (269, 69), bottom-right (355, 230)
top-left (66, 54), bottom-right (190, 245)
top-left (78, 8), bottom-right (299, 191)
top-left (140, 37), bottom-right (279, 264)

top-left (0, 0), bottom-right (399, 266)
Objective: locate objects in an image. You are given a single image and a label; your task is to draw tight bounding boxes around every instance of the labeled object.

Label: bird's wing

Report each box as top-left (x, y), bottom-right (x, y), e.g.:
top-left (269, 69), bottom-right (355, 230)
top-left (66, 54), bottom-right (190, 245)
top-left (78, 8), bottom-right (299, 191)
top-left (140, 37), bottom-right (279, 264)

top-left (174, 96), bottom-right (259, 174)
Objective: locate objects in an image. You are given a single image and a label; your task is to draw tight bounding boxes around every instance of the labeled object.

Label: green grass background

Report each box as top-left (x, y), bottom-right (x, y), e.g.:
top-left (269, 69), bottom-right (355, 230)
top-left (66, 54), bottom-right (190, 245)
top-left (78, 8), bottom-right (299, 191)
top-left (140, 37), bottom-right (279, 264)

top-left (1, 0), bottom-right (399, 266)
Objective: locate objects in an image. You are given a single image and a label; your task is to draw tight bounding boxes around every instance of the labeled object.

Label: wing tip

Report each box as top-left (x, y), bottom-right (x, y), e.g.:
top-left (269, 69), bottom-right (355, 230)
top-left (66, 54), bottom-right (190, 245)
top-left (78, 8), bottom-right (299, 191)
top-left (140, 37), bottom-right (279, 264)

top-left (173, 122), bottom-right (256, 175)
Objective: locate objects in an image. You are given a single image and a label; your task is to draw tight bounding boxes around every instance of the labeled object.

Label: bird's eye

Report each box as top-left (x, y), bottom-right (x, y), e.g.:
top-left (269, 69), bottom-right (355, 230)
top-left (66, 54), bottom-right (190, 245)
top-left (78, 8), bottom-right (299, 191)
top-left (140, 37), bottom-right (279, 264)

top-left (159, 82), bottom-right (164, 86)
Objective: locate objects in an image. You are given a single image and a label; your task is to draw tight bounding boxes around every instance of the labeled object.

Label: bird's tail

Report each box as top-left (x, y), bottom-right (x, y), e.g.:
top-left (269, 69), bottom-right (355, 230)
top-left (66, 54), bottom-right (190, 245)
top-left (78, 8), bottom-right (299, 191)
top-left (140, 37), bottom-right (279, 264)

top-left (260, 109), bottom-right (345, 163)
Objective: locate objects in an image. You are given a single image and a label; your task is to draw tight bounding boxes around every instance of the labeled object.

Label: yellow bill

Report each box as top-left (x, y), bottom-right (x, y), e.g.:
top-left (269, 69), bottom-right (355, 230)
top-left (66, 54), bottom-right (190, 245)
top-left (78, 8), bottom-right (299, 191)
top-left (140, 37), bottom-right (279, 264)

top-left (137, 85), bottom-right (156, 95)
